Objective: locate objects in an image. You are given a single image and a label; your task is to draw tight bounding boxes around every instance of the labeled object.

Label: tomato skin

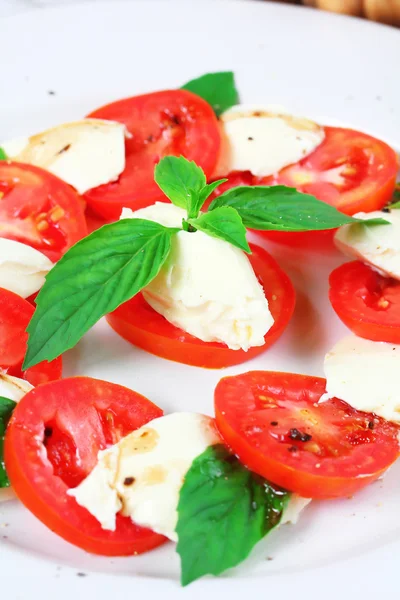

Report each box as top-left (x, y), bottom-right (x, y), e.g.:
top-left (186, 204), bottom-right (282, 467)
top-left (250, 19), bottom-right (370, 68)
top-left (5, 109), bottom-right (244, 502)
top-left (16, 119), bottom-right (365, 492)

top-left (85, 90), bottom-right (221, 219)
top-left (329, 261), bottom-right (400, 343)
top-left (215, 371), bottom-right (400, 499)
top-left (4, 377), bottom-right (166, 556)
top-left (0, 287), bottom-right (62, 386)
top-left (106, 244), bottom-right (296, 369)
top-left (0, 161), bottom-right (87, 262)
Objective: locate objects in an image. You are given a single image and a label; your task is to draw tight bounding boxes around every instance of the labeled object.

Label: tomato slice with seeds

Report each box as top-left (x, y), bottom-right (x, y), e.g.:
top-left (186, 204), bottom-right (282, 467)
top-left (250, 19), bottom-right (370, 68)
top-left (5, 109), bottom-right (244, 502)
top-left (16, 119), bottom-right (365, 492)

top-left (4, 377), bottom-right (166, 556)
top-left (263, 127), bottom-right (398, 214)
top-left (0, 287), bottom-right (62, 386)
top-left (329, 261), bottom-right (400, 343)
top-left (210, 127), bottom-right (398, 248)
top-left (215, 371), bottom-right (400, 499)
top-left (0, 162), bottom-right (87, 262)
top-left (85, 90), bottom-right (221, 219)
top-left (106, 244), bottom-right (295, 369)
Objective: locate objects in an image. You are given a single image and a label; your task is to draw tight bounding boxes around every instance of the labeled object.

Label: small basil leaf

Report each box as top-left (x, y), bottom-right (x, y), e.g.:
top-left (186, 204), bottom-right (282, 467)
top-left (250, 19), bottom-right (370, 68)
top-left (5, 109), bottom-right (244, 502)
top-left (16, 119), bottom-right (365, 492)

top-left (209, 185), bottom-right (389, 231)
top-left (24, 219), bottom-right (177, 369)
top-left (154, 156), bottom-right (206, 211)
top-left (176, 445), bottom-right (289, 586)
top-left (0, 148), bottom-right (7, 160)
top-left (0, 396), bottom-right (17, 488)
top-left (189, 207), bottom-right (250, 253)
top-left (181, 71), bottom-right (239, 117)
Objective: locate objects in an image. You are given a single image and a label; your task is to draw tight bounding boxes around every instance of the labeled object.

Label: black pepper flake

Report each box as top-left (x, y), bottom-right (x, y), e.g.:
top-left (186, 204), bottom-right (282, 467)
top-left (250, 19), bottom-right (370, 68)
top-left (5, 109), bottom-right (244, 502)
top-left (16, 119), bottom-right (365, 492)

top-left (170, 114), bottom-right (181, 126)
top-left (44, 427), bottom-right (53, 438)
top-left (247, 136), bottom-right (254, 141)
top-left (270, 421), bottom-right (278, 426)
top-left (368, 421), bottom-right (375, 430)
top-left (382, 206), bottom-right (391, 213)
top-left (146, 135), bottom-right (155, 143)
top-left (48, 90), bottom-right (56, 96)
top-left (123, 477), bottom-right (135, 486)
top-left (289, 428), bottom-right (312, 443)
top-left (76, 572), bottom-right (87, 578)
top-left (57, 144), bottom-right (71, 155)
top-left (288, 445), bottom-right (298, 453)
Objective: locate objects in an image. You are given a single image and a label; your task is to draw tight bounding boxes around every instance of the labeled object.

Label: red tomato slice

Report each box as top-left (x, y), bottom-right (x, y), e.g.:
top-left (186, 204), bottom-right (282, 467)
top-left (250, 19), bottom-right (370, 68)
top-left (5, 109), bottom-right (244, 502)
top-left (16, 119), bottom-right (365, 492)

top-left (106, 244), bottom-right (295, 369)
top-left (0, 162), bottom-right (87, 262)
top-left (263, 127), bottom-right (398, 215)
top-left (0, 287), bottom-right (62, 386)
top-left (85, 90), bottom-right (221, 219)
top-left (211, 127), bottom-right (398, 248)
top-left (215, 371), bottom-right (400, 499)
top-left (4, 377), bottom-right (166, 556)
top-left (329, 261), bottom-right (400, 343)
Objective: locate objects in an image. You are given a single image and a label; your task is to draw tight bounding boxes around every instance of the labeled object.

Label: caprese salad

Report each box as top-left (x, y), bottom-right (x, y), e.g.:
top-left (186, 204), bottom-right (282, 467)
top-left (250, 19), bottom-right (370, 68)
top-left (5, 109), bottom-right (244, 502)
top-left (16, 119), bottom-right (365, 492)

top-left (0, 70), bottom-right (399, 586)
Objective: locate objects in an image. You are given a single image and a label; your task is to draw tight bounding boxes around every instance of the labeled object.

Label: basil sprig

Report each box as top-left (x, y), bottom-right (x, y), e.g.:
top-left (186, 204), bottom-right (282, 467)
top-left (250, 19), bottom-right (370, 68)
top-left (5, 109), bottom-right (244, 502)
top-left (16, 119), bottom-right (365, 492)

top-left (181, 71), bottom-right (239, 117)
top-left (0, 147), bottom-right (7, 160)
top-left (176, 445), bottom-right (289, 586)
top-left (24, 219), bottom-right (178, 369)
top-left (0, 396), bottom-right (17, 487)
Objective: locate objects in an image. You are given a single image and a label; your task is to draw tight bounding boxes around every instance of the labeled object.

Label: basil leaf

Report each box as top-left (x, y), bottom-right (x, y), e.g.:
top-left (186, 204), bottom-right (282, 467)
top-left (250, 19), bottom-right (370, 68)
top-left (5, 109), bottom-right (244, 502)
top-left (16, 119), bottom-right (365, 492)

top-left (209, 185), bottom-right (389, 231)
top-left (0, 147), bottom-right (7, 160)
top-left (189, 207), bottom-right (250, 253)
top-left (154, 156), bottom-right (206, 211)
top-left (0, 396), bottom-right (17, 488)
top-left (154, 156), bottom-right (226, 219)
top-left (24, 219), bottom-right (177, 369)
top-left (181, 71), bottom-right (239, 117)
top-left (390, 185), bottom-right (400, 208)
top-left (176, 445), bottom-right (289, 586)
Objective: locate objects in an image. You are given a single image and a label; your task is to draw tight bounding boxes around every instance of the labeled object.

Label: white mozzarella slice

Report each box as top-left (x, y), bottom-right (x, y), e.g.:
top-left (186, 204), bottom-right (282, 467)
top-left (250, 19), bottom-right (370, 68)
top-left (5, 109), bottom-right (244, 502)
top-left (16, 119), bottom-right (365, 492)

top-left (335, 210), bottom-right (400, 280)
top-left (2, 119), bottom-right (126, 194)
top-left (0, 239), bottom-right (53, 298)
top-left (323, 334), bottom-right (400, 423)
top-left (215, 105), bottom-right (325, 178)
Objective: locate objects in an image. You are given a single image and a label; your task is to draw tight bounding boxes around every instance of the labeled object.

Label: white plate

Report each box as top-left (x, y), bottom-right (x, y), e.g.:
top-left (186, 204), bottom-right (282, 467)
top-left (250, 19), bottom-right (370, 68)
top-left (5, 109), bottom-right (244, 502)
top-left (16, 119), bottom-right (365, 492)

top-left (1, 1), bottom-right (400, 597)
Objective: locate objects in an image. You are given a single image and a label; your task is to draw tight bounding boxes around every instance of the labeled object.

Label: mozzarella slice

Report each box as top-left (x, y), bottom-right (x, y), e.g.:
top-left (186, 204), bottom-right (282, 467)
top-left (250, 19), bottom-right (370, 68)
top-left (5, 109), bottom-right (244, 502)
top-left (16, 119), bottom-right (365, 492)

top-left (0, 374), bottom-right (33, 503)
top-left (122, 203), bottom-right (273, 351)
top-left (2, 119), bottom-right (126, 194)
top-left (323, 334), bottom-right (400, 423)
top-left (0, 239), bottom-right (53, 298)
top-left (68, 413), bottom-right (222, 540)
top-left (214, 105), bottom-right (325, 178)
top-left (335, 210), bottom-right (400, 280)
top-left (69, 411), bottom-right (310, 541)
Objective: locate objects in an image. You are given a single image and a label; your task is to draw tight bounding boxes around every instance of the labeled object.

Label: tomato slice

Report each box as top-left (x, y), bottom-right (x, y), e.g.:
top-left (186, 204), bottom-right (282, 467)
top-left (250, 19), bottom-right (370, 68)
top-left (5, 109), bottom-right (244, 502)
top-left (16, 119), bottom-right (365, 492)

top-left (211, 127), bottom-right (398, 248)
top-left (0, 162), bottom-right (87, 262)
top-left (84, 90), bottom-right (221, 219)
top-left (329, 261), bottom-right (400, 343)
top-left (4, 377), bottom-right (166, 556)
top-left (263, 127), bottom-right (398, 214)
top-left (0, 287), bottom-right (62, 386)
top-left (214, 371), bottom-right (400, 499)
top-left (106, 244), bottom-right (295, 369)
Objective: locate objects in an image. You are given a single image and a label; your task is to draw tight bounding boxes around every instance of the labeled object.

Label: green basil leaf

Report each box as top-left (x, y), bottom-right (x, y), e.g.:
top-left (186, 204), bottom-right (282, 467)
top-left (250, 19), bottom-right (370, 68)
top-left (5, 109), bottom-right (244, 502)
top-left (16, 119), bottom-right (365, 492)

top-left (176, 444), bottom-right (289, 586)
top-left (0, 147), bottom-right (7, 161)
top-left (209, 185), bottom-right (389, 230)
top-left (389, 202), bottom-right (400, 209)
top-left (24, 219), bottom-right (177, 369)
top-left (0, 396), bottom-right (17, 488)
top-left (181, 71), bottom-right (239, 117)
top-left (390, 185), bottom-right (400, 208)
top-left (154, 156), bottom-right (206, 211)
top-left (189, 207), bottom-right (250, 253)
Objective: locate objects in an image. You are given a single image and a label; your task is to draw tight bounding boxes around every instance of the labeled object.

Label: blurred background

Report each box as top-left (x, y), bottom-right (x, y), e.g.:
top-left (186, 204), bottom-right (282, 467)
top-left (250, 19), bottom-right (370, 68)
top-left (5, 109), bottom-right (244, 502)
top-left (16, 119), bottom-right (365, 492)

top-left (274, 0), bottom-right (400, 25)
top-left (1, 0), bottom-right (400, 26)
